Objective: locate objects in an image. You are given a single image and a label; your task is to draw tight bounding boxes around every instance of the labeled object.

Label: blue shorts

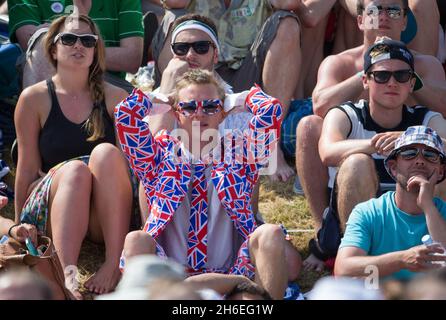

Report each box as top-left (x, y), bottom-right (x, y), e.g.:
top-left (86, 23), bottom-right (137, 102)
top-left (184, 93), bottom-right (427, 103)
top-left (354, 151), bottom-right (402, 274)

top-left (280, 98), bottom-right (313, 158)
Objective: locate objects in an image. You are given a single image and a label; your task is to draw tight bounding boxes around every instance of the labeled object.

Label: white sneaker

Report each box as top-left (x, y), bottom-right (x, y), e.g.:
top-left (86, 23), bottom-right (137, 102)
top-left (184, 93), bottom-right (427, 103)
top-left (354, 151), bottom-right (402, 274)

top-left (293, 175), bottom-right (305, 196)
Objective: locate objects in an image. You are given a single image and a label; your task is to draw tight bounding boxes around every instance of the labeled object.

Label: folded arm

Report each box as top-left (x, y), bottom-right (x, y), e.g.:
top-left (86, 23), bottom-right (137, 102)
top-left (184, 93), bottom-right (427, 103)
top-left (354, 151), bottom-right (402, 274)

top-left (244, 86), bottom-right (283, 168)
top-left (114, 90), bottom-right (157, 182)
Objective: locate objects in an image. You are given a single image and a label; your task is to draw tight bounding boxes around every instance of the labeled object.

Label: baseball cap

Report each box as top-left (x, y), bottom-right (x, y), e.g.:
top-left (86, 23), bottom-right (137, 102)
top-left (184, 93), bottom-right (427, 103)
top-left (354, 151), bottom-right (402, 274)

top-left (384, 126), bottom-right (446, 183)
top-left (363, 39), bottom-right (423, 91)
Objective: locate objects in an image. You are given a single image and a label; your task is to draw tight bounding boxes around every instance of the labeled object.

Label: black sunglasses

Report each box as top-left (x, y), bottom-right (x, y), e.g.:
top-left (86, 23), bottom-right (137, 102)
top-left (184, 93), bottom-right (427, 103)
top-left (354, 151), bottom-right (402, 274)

top-left (364, 4), bottom-right (404, 19)
top-left (54, 32), bottom-right (98, 48)
top-left (171, 41), bottom-right (214, 56)
top-left (177, 99), bottom-right (222, 116)
top-left (397, 147), bottom-right (443, 163)
top-left (367, 69), bottom-right (413, 84)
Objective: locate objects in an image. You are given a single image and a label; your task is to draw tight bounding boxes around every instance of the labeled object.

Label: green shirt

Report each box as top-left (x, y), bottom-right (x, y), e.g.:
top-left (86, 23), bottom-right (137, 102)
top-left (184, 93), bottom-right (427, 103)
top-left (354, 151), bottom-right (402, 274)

top-left (8, 0), bottom-right (144, 77)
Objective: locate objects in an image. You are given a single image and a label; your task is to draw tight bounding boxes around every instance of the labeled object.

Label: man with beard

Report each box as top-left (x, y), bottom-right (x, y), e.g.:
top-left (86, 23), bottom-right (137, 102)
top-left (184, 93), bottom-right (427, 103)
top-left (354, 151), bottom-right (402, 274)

top-left (298, 0), bottom-right (446, 271)
top-left (335, 126), bottom-right (446, 281)
top-left (311, 39), bottom-right (446, 267)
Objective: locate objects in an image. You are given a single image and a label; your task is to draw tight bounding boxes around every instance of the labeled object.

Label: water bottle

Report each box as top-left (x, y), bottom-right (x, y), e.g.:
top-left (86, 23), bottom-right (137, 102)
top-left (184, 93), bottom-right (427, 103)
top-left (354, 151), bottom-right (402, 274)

top-left (422, 234), bottom-right (446, 266)
top-left (137, 61), bottom-right (155, 93)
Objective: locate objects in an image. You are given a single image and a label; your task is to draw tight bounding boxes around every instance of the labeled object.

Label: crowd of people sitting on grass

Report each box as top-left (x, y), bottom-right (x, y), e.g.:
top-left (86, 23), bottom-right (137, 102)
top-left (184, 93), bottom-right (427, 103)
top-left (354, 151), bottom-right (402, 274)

top-left (1, 0), bottom-right (446, 300)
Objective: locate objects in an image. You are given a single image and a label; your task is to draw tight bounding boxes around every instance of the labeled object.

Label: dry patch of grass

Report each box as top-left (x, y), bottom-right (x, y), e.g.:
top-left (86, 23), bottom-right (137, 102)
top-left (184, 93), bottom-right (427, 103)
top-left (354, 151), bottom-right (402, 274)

top-left (259, 177), bottom-right (330, 292)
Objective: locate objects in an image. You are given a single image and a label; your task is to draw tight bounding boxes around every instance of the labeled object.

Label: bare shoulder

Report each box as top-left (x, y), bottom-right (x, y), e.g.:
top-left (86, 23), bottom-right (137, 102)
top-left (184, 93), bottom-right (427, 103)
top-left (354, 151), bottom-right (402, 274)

top-left (413, 51), bottom-right (443, 70)
top-left (320, 46), bottom-right (363, 75)
top-left (17, 81), bottom-right (50, 113)
top-left (104, 82), bottom-right (130, 113)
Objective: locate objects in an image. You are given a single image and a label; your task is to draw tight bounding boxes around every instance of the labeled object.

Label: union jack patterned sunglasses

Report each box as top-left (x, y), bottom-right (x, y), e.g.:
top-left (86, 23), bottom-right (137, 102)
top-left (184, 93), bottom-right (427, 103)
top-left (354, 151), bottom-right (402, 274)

top-left (177, 99), bottom-right (223, 116)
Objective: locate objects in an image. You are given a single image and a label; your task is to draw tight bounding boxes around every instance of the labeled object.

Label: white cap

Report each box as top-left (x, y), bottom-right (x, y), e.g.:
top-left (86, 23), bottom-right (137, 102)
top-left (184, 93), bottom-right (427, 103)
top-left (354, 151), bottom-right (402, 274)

top-left (96, 255), bottom-right (186, 300)
top-left (306, 276), bottom-right (384, 300)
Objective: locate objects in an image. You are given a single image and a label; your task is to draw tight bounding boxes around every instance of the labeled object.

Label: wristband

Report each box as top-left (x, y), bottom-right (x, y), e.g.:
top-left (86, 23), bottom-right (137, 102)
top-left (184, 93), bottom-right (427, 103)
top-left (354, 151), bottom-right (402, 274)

top-left (356, 70), bottom-right (364, 79)
top-left (7, 224), bottom-right (19, 237)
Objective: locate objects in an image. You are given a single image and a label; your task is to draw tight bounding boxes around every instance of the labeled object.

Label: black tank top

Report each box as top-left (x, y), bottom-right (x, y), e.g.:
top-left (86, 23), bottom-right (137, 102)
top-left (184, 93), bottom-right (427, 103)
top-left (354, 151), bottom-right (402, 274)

top-left (39, 79), bottom-right (116, 172)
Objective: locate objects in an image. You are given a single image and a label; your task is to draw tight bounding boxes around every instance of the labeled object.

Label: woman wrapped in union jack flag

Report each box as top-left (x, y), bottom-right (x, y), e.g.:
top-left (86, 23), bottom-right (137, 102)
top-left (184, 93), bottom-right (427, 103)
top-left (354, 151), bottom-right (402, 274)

top-left (115, 69), bottom-right (302, 300)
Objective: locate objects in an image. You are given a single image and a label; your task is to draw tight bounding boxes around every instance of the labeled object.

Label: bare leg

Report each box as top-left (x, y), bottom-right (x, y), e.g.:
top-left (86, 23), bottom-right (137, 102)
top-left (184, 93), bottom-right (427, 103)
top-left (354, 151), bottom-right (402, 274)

top-left (332, 6), bottom-right (348, 55)
top-left (84, 144), bottom-right (132, 294)
top-left (407, 0), bottom-right (440, 56)
top-left (336, 154), bottom-right (378, 232)
top-left (23, 37), bottom-right (55, 89)
top-left (263, 17), bottom-right (301, 182)
top-left (285, 241), bottom-right (302, 281)
top-left (296, 14), bottom-right (329, 99)
top-left (48, 161), bottom-right (92, 300)
top-left (296, 116), bottom-right (329, 272)
top-left (332, 6), bottom-right (362, 54)
top-left (342, 10), bottom-right (362, 50)
top-left (296, 116), bottom-right (328, 230)
top-left (249, 224), bottom-right (288, 300)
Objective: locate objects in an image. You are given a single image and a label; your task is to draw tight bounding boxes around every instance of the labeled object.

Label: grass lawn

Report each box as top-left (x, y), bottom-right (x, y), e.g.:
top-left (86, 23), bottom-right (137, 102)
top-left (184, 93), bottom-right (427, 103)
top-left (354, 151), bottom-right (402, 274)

top-left (1, 148), bottom-right (328, 299)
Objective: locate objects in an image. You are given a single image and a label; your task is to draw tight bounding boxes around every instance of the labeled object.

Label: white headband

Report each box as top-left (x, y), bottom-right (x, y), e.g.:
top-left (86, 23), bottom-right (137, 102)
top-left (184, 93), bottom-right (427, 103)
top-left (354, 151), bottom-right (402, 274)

top-left (171, 20), bottom-right (220, 54)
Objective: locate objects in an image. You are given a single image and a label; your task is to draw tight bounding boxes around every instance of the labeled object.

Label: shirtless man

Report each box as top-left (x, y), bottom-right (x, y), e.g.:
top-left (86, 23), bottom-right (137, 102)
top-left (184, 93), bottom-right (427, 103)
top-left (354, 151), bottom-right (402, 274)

top-left (297, 0), bottom-right (446, 271)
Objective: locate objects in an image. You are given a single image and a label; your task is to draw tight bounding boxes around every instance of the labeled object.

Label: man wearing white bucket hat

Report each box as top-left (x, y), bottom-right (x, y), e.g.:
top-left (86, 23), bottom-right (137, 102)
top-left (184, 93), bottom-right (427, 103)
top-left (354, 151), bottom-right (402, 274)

top-left (335, 126), bottom-right (446, 281)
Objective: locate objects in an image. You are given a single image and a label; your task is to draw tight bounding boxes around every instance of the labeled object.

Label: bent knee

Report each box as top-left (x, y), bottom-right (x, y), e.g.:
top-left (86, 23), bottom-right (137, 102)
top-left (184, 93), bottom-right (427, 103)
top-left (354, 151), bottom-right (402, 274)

top-left (89, 143), bottom-right (128, 172)
top-left (123, 230), bottom-right (155, 258)
top-left (90, 143), bottom-right (121, 162)
top-left (338, 154), bottom-right (378, 189)
top-left (57, 160), bottom-right (92, 184)
top-left (340, 153), bottom-right (375, 172)
top-left (296, 115), bottom-right (323, 145)
top-left (277, 16), bottom-right (301, 41)
top-left (250, 224), bottom-right (286, 250)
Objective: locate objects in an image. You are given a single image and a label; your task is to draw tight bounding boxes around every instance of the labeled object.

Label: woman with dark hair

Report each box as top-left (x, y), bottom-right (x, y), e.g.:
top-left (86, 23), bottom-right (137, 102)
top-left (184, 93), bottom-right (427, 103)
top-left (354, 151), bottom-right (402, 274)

top-left (14, 14), bottom-right (132, 298)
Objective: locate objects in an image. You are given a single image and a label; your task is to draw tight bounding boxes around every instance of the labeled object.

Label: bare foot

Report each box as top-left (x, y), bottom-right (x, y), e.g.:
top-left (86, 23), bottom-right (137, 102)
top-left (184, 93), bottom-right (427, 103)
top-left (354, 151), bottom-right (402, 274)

top-left (303, 253), bottom-right (325, 272)
top-left (269, 149), bottom-right (294, 182)
top-left (84, 262), bottom-right (122, 295)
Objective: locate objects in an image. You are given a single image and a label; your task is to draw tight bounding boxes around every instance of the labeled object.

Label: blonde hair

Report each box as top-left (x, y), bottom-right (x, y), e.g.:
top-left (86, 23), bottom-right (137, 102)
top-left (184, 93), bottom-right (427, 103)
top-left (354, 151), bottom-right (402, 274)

top-left (174, 69), bottom-right (226, 107)
top-left (44, 14), bottom-right (107, 141)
